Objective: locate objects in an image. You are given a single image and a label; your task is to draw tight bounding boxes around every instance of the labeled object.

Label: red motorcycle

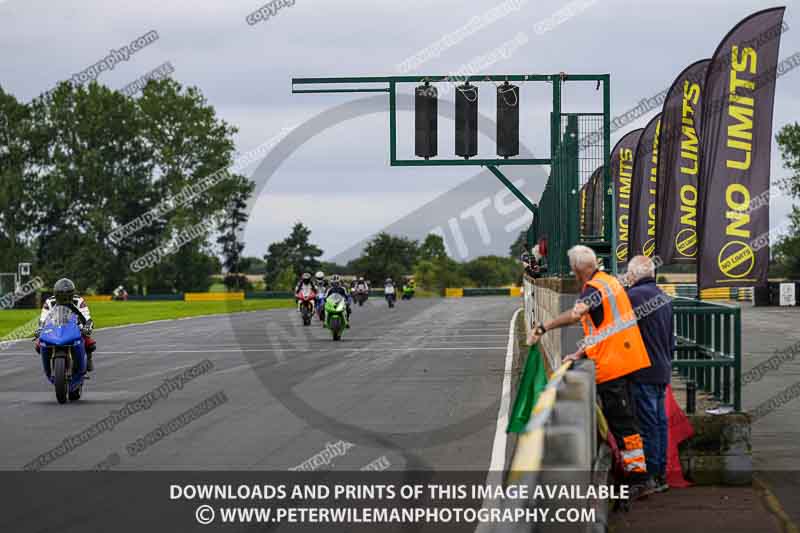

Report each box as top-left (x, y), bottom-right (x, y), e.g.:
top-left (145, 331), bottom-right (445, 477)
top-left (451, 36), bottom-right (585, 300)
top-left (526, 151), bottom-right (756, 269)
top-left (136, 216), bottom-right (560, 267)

top-left (296, 286), bottom-right (317, 326)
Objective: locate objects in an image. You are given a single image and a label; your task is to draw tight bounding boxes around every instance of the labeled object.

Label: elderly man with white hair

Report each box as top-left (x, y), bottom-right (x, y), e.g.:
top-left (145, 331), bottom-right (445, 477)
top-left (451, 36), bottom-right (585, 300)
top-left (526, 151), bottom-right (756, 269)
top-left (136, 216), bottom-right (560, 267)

top-left (527, 245), bottom-right (653, 495)
top-left (625, 255), bottom-right (674, 493)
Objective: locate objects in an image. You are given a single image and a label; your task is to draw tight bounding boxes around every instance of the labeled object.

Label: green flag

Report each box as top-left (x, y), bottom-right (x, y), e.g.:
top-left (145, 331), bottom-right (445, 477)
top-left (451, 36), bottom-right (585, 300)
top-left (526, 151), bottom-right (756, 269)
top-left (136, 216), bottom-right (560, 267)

top-left (507, 343), bottom-right (548, 433)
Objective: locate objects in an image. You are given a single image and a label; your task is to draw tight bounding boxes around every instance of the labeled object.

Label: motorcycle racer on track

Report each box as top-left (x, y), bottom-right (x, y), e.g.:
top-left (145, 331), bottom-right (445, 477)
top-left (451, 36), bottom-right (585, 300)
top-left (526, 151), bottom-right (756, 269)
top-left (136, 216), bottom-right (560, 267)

top-left (325, 275), bottom-right (352, 325)
top-left (35, 278), bottom-right (97, 371)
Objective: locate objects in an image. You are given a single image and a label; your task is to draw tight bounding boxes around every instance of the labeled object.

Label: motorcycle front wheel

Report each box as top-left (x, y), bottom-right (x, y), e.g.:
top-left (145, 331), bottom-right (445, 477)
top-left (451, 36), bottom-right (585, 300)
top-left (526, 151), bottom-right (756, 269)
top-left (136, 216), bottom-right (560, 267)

top-left (330, 317), bottom-right (342, 340)
top-left (53, 357), bottom-right (68, 404)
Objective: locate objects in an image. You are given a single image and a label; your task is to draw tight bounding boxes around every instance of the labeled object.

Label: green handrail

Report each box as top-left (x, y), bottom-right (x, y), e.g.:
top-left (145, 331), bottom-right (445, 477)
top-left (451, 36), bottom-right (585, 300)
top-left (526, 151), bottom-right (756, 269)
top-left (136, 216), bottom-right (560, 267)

top-left (673, 299), bottom-right (741, 410)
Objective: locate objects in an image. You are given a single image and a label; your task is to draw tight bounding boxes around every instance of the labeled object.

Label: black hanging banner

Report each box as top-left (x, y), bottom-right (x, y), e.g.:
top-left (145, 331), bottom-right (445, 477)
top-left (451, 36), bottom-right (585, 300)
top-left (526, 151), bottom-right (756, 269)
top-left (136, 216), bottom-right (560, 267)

top-left (698, 7), bottom-right (786, 289)
top-left (629, 114), bottom-right (662, 259)
top-left (611, 129), bottom-right (644, 270)
top-left (590, 166), bottom-right (605, 238)
top-left (656, 59), bottom-right (711, 264)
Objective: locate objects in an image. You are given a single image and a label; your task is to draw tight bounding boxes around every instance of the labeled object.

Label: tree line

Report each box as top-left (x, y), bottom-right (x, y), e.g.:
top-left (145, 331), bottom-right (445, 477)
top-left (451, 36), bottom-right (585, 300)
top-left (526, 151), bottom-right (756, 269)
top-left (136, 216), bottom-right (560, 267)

top-left (774, 122), bottom-right (800, 279)
top-left (260, 222), bottom-right (524, 291)
top-left (0, 79), bottom-right (253, 294)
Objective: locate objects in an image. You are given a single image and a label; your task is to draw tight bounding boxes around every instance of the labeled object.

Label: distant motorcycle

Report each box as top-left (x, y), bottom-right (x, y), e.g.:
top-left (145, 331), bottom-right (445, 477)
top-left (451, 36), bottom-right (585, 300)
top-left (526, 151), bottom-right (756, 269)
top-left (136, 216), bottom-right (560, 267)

top-left (296, 286), bottom-right (316, 326)
top-left (38, 304), bottom-right (89, 404)
top-left (354, 286), bottom-right (369, 307)
top-left (315, 291), bottom-right (326, 323)
top-left (324, 293), bottom-right (349, 341)
top-left (402, 284), bottom-right (415, 300)
top-left (384, 284), bottom-right (396, 308)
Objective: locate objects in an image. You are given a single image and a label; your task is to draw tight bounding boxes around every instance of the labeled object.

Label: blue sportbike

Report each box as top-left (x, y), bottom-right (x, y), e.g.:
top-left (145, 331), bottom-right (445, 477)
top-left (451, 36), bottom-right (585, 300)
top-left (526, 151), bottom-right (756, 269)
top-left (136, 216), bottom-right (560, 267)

top-left (38, 304), bottom-right (89, 404)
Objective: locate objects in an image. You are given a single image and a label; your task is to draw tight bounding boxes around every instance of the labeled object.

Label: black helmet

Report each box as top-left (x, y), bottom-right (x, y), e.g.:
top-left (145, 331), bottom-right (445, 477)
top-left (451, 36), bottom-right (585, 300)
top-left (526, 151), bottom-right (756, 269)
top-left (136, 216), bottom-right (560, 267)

top-left (331, 275), bottom-right (341, 287)
top-left (302, 272), bottom-right (312, 282)
top-left (54, 278), bottom-right (76, 305)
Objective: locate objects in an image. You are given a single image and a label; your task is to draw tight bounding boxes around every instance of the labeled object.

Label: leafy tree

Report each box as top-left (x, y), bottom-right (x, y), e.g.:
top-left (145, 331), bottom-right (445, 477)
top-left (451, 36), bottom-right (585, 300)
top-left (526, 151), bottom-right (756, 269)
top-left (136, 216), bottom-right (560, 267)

top-left (17, 78), bottom-right (252, 294)
top-left (240, 256), bottom-right (266, 275)
top-left (418, 233), bottom-right (448, 261)
top-left (216, 176), bottom-right (255, 289)
top-left (27, 82), bottom-right (155, 292)
top-left (0, 87), bottom-right (37, 272)
top-left (274, 266), bottom-right (297, 291)
top-left (319, 261), bottom-right (348, 276)
top-left (414, 256), bottom-right (470, 291)
top-left (137, 79), bottom-right (240, 230)
top-left (509, 230), bottom-right (528, 258)
top-left (263, 222), bottom-right (323, 289)
top-left (462, 255), bottom-right (520, 287)
top-left (775, 123), bottom-right (800, 278)
top-left (347, 232), bottom-right (418, 284)
top-left (170, 244), bottom-right (218, 292)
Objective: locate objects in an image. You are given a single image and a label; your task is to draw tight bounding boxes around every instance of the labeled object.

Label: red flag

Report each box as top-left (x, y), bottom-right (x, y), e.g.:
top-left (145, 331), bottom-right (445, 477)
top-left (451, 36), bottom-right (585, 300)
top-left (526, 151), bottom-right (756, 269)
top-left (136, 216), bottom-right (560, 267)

top-left (665, 384), bottom-right (693, 488)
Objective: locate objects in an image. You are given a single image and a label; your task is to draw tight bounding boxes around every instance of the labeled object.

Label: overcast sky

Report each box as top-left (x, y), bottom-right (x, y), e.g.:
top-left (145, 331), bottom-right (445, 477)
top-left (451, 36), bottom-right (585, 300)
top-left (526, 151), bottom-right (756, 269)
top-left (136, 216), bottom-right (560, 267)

top-left (2, 0), bottom-right (798, 260)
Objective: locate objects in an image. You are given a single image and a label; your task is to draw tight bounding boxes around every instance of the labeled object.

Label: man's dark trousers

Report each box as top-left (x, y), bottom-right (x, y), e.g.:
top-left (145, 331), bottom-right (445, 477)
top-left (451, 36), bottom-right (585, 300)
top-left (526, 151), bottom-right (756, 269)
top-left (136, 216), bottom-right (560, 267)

top-left (630, 382), bottom-right (667, 477)
top-left (597, 376), bottom-right (649, 484)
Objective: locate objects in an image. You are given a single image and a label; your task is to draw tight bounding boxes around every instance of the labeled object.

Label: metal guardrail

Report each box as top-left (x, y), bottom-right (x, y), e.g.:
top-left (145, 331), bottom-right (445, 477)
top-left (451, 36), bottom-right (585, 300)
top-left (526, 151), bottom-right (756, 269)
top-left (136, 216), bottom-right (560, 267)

top-left (672, 297), bottom-right (742, 411)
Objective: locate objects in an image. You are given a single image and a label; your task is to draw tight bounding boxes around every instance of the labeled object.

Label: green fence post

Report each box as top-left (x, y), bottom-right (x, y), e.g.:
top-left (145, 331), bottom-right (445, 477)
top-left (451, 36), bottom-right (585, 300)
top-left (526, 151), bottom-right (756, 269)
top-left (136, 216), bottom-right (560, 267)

top-left (733, 307), bottom-right (742, 411)
top-left (723, 312), bottom-right (732, 404)
top-left (602, 76), bottom-right (615, 274)
top-left (713, 313), bottom-right (722, 400)
top-left (565, 115), bottom-right (579, 258)
top-left (389, 81), bottom-right (397, 164)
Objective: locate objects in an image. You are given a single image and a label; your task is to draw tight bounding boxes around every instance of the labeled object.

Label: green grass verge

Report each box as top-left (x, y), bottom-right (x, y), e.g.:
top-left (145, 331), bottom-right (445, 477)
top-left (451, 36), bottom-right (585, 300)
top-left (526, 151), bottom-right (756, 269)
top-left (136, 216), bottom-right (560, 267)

top-left (0, 299), bottom-right (294, 338)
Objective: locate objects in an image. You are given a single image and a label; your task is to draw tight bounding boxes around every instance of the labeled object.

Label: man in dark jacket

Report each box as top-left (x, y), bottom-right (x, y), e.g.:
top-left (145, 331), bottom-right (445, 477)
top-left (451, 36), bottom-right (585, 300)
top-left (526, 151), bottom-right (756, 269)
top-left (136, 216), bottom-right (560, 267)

top-left (626, 255), bottom-right (674, 493)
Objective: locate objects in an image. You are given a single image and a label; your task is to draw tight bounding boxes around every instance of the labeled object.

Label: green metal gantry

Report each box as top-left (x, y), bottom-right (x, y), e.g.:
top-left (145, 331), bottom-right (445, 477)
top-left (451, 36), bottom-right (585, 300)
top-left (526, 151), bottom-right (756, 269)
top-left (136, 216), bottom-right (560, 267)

top-left (292, 73), bottom-right (613, 275)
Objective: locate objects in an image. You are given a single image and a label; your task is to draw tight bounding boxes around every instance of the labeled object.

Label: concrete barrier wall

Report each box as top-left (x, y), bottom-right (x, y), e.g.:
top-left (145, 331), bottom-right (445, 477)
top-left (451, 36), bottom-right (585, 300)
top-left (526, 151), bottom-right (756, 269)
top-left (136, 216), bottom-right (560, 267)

top-left (499, 280), bottom-right (605, 532)
top-left (504, 355), bottom-right (603, 533)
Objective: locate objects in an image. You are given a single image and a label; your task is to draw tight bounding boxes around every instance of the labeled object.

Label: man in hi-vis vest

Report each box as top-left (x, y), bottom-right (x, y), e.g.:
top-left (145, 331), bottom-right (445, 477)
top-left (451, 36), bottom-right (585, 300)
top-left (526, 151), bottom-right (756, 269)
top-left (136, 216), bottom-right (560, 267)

top-left (527, 245), bottom-right (652, 495)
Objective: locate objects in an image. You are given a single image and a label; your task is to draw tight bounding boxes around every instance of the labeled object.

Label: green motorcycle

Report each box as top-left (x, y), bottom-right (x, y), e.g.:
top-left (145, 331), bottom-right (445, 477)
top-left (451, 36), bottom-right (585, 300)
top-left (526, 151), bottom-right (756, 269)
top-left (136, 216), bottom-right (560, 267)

top-left (402, 284), bottom-right (415, 300)
top-left (324, 293), bottom-right (349, 341)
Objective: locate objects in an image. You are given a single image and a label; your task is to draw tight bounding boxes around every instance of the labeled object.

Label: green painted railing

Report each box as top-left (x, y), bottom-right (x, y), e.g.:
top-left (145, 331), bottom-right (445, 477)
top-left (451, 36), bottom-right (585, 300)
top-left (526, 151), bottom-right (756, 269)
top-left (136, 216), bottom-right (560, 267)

top-left (672, 297), bottom-right (742, 411)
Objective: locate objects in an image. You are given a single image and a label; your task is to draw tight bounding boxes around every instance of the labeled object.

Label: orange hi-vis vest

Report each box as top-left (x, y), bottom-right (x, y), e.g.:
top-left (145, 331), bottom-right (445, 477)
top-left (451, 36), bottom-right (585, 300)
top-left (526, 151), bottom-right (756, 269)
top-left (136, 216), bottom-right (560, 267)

top-left (580, 271), bottom-right (651, 384)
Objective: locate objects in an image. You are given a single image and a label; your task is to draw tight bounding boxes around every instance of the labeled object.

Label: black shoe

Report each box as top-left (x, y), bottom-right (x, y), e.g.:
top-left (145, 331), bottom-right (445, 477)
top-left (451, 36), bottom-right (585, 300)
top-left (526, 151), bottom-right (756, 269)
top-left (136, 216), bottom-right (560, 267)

top-left (654, 475), bottom-right (669, 493)
top-left (629, 481), bottom-right (655, 501)
top-left (87, 354), bottom-right (94, 372)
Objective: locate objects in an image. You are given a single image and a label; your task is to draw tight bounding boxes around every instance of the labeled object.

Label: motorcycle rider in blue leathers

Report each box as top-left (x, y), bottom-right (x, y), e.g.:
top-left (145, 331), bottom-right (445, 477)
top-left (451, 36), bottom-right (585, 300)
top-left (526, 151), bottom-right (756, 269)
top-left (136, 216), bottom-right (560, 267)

top-left (35, 278), bottom-right (97, 371)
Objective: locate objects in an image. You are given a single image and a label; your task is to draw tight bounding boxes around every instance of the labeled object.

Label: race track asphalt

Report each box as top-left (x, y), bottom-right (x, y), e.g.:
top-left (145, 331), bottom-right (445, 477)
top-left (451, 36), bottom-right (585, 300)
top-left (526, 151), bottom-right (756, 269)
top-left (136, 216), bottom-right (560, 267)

top-left (0, 296), bottom-right (521, 473)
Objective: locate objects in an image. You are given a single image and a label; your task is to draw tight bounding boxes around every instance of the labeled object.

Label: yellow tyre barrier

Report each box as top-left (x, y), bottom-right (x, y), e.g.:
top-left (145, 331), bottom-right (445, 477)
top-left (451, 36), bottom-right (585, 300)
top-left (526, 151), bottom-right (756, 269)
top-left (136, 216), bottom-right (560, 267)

top-left (84, 295), bottom-right (112, 302)
top-left (444, 288), bottom-right (464, 298)
top-left (700, 288), bottom-right (733, 300)
top-left (184, 292), bottom-right (245, 302)
top-left (658, 284), bottom-right (677, 296)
